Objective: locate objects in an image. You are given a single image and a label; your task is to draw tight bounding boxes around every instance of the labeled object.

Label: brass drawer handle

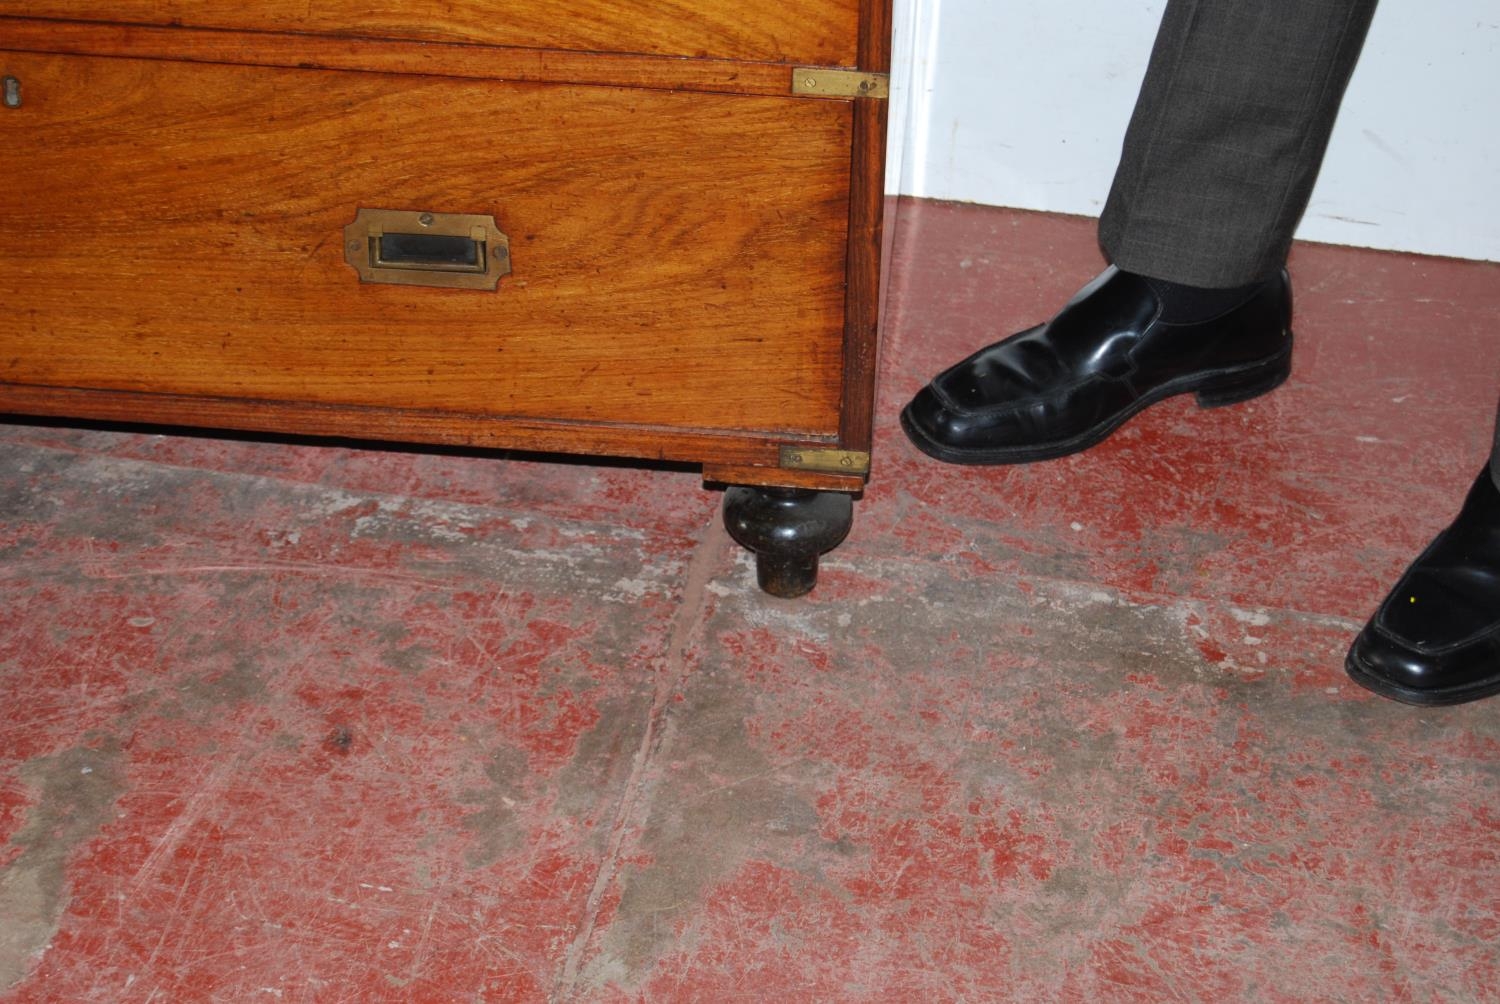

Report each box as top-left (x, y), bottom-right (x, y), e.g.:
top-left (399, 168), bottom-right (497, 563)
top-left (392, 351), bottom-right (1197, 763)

top-left (343, 208), bottom-right (511, 290)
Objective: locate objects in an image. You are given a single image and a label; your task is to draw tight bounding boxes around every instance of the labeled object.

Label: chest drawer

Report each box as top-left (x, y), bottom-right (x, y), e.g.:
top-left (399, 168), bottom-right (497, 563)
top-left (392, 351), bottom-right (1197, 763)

top-left (0, 0), bottom-right (890, 597)
top-left (2, 0), bottom-right (861, 66)
top-left (0, 52), bottom-right (853, 438)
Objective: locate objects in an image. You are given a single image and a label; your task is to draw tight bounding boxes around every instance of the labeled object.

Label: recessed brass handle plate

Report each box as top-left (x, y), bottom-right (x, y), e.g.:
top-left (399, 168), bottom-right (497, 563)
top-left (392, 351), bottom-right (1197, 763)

top-left (343, 209), bottom-right (511, 290)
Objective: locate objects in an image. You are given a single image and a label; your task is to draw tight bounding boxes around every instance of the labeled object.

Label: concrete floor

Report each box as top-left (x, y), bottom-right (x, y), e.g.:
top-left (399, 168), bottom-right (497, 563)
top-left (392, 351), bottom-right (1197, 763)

top-left (2, 201), bottom-right (1498, 1001)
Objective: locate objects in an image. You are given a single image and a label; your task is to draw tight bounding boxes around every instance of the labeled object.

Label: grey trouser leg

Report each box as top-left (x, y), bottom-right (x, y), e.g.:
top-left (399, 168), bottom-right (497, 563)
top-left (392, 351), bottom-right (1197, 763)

top-left (1098, 0), bottom-right (1379, 287)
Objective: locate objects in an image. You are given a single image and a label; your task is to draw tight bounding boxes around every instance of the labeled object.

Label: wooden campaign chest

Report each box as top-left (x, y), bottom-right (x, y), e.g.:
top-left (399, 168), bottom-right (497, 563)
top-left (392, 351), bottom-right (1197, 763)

top-left (0, 2), bottom-right (892, 596)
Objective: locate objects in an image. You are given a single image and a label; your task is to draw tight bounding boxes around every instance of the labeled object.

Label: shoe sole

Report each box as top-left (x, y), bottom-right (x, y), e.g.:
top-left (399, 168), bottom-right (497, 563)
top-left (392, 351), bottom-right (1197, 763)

top-left (900, 336), bottom-right (1294, 466)
top-left (1344, 648), bottom-right (1500, 707)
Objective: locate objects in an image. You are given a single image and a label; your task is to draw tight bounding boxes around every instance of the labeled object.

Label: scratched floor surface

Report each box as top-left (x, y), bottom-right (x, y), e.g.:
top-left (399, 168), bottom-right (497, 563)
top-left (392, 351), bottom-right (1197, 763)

top-left (2, 202), bottom-right (1498, 1002)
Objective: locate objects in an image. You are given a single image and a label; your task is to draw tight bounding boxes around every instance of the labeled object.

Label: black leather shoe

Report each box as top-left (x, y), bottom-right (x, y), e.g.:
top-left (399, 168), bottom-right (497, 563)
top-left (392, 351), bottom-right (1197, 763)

top-left (900, 266), bottom-right (1293, 464)
top-left (1345, 467), bottom-right (1500, 706)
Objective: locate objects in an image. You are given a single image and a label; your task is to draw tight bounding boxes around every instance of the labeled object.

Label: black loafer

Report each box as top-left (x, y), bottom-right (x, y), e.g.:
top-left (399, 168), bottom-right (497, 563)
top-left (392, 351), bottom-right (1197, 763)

top-left (900, 266), bottom-right (1293, 464)
top-left (1345, 467), bottom-right (1500, 706)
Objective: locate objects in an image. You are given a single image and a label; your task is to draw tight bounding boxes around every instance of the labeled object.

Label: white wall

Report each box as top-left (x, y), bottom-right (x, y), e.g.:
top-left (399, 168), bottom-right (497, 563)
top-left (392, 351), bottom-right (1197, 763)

top-left (887, 0), bottom-right (1500, 263)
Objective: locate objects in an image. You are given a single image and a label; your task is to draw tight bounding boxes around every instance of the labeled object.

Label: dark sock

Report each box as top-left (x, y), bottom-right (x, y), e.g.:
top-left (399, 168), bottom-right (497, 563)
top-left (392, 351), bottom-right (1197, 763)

top-left (1135, 273), bottom-right (1268, 324)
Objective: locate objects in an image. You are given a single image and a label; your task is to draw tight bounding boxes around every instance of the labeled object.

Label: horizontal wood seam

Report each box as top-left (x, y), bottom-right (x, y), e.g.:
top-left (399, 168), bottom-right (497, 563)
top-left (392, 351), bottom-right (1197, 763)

top-left (0, 16), bottom-right (873, 99)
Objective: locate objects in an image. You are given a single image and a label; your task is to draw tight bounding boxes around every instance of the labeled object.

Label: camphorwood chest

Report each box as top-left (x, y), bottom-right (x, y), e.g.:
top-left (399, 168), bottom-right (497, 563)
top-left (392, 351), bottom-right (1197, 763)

top-left (0, 2), bottom-right (892, 594)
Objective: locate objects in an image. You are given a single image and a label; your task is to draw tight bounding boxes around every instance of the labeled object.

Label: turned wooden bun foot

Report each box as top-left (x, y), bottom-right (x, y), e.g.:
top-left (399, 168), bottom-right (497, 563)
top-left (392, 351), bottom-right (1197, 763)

top-left (722, 487), bottom-right (854, 598)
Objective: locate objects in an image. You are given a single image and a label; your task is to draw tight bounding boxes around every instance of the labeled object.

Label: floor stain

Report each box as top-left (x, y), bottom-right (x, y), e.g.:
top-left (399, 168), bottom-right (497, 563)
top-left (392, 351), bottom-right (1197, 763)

top-left (0, 740), bottom-right (126, 989)
top-left (579, 665), bottom-right (829, 989)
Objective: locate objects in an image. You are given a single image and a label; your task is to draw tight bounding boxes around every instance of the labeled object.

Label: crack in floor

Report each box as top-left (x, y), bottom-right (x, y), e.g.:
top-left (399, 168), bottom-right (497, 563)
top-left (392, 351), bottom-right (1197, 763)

top-left (551, 502), bottom-right (732, 1001)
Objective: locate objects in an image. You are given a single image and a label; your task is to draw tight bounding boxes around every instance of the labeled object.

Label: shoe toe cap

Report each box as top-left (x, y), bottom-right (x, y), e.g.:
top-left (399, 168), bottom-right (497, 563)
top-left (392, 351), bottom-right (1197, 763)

top-left (1347, 623), bottom-right (1500, 705)
top-left (902, 384), bottom-right (993, 452)
top-left (1348, 626), bottom-right (1447, 690)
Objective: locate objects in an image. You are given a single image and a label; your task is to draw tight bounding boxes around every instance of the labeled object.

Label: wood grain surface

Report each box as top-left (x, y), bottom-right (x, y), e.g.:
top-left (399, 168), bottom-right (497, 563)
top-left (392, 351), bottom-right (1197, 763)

top-left (0, 19), bottom-right (806, 99)
top-left (3, 0), bottom-right (860, 66)
top-left (0, 53), bottom-right (853, 439)
top-left (0, 384), bottom-right (850, 474)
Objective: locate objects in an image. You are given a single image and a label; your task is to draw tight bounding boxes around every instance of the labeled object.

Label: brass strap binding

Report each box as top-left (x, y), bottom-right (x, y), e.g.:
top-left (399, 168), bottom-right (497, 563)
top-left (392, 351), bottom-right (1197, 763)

top-left (791, 68), bottom-right (889, 100)
top-left (780, 446), bottom-right (871, 475)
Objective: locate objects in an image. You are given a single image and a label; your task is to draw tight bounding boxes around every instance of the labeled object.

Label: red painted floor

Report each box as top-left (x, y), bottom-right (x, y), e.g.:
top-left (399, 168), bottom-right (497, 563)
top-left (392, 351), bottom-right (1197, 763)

top-left (2, 201), bottom-right (1499, 1001)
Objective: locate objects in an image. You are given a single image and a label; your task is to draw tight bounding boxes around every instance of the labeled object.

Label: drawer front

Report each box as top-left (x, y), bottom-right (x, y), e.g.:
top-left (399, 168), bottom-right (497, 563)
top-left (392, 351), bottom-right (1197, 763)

top-left (2, 1), bottom-right (860, 67)
top-left (0, 54), bottom-right (853, 439)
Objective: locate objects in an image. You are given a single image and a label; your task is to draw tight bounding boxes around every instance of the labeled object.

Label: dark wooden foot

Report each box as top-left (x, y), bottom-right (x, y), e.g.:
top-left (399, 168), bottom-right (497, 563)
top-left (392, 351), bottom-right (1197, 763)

top-left (722, 487), bottom-right (854, 598)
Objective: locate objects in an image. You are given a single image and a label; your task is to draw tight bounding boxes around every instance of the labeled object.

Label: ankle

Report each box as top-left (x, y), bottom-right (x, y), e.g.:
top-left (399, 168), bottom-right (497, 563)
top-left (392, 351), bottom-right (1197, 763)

top-left (1134, 272), bottom-right (1269, 324)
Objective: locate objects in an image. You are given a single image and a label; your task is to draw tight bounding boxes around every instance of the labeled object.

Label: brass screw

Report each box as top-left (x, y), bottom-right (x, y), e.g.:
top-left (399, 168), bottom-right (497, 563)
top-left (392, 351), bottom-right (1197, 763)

top-left (418, 213), bottom-right (435, 227)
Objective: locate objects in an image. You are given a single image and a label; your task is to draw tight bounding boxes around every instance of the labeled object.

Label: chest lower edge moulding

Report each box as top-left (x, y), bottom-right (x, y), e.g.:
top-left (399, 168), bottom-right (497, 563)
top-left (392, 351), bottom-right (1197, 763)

top-left (0, 2), bottom-right (893, 597)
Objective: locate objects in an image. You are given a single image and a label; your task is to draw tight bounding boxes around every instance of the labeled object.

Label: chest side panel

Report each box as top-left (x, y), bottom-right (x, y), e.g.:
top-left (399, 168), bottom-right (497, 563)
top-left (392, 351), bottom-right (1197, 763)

top-left (2, 1), bottom-right (860, 66)
top-left (0, 53), bottom-right (853, 439)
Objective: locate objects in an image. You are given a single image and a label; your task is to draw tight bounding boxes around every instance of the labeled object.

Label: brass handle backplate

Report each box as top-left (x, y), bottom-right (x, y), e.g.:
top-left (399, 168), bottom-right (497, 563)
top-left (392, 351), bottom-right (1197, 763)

top-left (343, 208), bottom-right (511, 291)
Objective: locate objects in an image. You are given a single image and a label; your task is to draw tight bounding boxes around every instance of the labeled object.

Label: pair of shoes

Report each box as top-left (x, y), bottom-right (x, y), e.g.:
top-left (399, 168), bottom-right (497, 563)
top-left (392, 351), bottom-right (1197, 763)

top-left (900, 265), bottom-right (1500, 705)
top-left (1346, 467), bottom-right (1500, 706)
top-left (900, 266), bottom-right (1293, 464)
